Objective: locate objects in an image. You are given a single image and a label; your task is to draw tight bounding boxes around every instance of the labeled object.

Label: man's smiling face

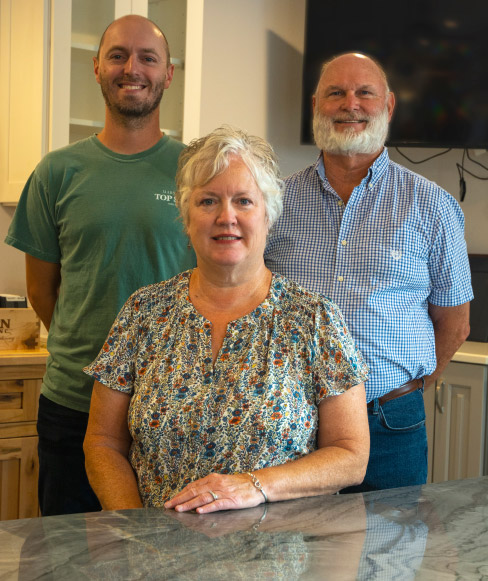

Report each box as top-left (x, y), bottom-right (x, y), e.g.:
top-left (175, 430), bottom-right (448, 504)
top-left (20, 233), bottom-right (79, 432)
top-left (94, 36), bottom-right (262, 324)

top-left (312, 53), bottom-right (395, 156)
top-left (94, 15), bottom-right (174, 119)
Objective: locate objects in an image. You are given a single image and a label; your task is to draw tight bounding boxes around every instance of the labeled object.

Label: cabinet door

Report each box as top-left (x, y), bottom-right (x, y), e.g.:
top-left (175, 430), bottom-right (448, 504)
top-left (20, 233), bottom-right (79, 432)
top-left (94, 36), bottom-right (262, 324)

top-left (148, 0), bottom-right (186, 139)
top-left (52, 0), bottom-right (115, 147)
top-left (432, 362), bottom-right (488, 483)
top-left (0, 0), bottom-right (50, 204)
top-left (0, 435), bottom-right (39, 520)
top-left (0, 370), bottom-right (43, 520)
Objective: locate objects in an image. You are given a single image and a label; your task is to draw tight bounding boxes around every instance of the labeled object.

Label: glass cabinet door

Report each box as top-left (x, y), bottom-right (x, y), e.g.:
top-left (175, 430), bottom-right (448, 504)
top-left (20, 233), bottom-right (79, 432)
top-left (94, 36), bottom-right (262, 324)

top-left (148, 0), bottom-right (187, 141)
top-left (70, 0), bottom-right (116, 142)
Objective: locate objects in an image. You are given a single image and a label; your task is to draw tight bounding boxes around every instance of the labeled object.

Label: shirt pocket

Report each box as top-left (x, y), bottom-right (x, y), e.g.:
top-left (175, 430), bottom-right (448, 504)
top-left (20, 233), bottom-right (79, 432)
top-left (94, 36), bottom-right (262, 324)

top-left (369, 226), bottom-right (430, 292)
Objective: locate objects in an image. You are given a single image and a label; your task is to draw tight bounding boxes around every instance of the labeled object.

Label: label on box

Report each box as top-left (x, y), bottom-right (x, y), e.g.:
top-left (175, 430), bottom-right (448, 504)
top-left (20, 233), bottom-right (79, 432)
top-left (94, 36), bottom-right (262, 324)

top-left (0, 308), bottom-right (40, 350)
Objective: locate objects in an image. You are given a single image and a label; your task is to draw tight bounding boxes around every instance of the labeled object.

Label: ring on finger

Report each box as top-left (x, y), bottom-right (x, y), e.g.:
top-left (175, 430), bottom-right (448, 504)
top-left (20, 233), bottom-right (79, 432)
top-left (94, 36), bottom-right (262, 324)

top-left (208, 490), bottom-right (218, 502)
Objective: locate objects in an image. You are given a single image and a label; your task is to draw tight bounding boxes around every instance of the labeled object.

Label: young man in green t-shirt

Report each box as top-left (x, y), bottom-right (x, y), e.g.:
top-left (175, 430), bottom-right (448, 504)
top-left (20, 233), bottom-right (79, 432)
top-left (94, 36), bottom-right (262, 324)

top-left (5, 15), bottom-right (195, 516)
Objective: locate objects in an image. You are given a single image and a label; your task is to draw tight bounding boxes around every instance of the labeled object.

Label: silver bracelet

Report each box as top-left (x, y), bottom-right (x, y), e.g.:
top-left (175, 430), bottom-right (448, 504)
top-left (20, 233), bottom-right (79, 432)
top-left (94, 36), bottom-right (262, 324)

top-left (252, 504), bottom-right (268, 531)
top-left (246, 472), bottom-right (268, 503)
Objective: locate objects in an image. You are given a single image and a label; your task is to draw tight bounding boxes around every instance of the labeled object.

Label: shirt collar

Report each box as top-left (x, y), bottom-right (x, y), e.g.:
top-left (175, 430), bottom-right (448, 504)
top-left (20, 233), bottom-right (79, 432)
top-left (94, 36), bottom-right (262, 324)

top-left (314, 147), bottom-right (390, 191)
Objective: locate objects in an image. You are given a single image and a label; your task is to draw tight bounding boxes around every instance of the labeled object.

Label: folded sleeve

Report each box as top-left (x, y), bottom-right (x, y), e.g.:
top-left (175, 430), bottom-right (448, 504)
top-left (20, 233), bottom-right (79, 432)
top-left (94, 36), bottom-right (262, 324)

top-left (428, 194), bottom-right (473, 307)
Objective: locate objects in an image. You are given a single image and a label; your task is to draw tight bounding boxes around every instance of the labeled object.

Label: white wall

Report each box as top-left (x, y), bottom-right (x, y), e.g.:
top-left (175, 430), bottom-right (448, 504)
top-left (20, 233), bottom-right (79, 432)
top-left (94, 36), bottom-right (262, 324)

top-left (197, 0), bottom-right (317, 175)
top-left (2, 0), bottom-right (487, 297)
top-left (388, 148), bottom-right (488, 255)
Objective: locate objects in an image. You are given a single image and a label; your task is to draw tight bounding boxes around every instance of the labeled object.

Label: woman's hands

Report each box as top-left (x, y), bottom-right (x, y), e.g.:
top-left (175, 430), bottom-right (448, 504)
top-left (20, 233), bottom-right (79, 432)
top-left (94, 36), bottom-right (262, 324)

top-left (164, 383), bottom-right (369, 515)
top-left (164, 473), bottom-right (266, 514)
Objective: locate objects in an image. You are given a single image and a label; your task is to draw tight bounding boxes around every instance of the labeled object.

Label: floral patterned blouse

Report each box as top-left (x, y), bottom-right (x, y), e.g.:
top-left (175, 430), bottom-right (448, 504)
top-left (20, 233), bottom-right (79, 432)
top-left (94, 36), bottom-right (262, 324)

top-left (84, 271), bottom-right (368, 506)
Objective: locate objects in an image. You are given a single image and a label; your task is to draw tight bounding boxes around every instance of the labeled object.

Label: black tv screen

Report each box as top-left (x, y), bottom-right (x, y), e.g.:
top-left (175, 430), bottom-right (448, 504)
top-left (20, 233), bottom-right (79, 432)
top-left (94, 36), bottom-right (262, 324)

top-left (301, 0), bottom-right (488, 148)
top-left (467, 254), bottom-right (488, 342)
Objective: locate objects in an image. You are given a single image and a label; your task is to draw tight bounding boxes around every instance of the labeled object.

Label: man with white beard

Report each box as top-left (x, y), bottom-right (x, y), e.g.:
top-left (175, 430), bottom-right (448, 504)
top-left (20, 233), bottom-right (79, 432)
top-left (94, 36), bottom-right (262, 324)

top-left (265, 52), bottom-right (473, 492)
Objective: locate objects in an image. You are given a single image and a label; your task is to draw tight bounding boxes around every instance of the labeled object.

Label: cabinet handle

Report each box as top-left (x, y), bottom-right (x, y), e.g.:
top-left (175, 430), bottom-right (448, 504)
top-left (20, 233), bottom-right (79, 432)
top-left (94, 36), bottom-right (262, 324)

top-left (435, 381), bottom-right (445, 414)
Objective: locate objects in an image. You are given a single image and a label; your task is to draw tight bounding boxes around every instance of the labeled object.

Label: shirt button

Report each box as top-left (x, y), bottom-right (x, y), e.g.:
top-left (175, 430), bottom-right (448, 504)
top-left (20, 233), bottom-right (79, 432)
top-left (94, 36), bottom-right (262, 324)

top-left (341, 240), bottom-right (348, 246)
top-left (337, 275), bottom-right (344, 282)
top-left (337, 200), bottom-right (343, 206)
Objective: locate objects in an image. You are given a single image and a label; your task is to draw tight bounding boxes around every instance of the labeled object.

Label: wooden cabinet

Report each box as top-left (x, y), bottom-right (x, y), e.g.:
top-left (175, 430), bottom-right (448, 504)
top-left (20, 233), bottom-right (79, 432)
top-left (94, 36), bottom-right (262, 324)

top-left (425, 361), bottom-right (488, 484)
top-left (0, 350), bottom-right (47, 520)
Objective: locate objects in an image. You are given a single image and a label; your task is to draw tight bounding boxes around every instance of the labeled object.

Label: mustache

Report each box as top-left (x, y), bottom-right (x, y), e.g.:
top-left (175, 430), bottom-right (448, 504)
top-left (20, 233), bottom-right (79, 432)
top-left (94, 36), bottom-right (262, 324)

top-left (332, 113), bottom-right (370, 123)
top-left (118, 75), bottom-right (145, 82)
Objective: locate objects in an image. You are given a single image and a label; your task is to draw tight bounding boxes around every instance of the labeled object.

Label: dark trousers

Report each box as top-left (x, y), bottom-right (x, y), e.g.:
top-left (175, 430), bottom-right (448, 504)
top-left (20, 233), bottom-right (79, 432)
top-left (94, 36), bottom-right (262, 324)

top-left (37, 394), bottom-right (101, 516)
top-left (342, 388), bottom-right (428, 493)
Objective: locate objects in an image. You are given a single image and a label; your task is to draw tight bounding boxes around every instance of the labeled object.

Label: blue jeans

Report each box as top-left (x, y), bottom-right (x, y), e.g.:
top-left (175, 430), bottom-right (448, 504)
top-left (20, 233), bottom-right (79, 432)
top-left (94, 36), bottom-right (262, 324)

top-left (37, 394), bottom-right (101, 516)
top-left (342, 387), bottom-right (428, 493)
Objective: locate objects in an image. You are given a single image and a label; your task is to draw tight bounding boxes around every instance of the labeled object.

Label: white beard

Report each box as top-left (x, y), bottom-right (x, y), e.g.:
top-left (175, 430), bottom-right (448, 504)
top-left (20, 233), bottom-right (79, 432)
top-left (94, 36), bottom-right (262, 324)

top-left (313, 106), bottom-right (389, 156)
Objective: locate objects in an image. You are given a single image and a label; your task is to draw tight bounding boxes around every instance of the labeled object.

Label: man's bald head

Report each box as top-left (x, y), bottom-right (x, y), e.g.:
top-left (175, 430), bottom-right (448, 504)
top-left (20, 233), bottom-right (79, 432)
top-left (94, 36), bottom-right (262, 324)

top-left (97, 14), bottom-right (171, 68)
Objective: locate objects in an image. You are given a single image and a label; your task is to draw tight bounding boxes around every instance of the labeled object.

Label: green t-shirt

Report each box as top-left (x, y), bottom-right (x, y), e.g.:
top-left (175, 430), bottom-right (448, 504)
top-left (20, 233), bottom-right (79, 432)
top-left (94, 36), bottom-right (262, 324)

top-left (5, 135), bottom-right (196, 412)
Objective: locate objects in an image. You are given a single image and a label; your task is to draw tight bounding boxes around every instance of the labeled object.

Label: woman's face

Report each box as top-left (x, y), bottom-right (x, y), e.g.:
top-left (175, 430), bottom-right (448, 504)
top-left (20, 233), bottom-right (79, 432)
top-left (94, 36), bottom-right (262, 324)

top-left (187, 157), bottom-right (268, 272)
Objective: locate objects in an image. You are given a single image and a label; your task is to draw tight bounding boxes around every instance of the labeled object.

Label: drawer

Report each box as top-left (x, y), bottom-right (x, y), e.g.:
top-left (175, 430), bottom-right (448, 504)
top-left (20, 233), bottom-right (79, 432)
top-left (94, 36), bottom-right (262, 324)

top-left (0, 364), bottom-right (46, 381)
top-left (0, 379), bottom-right (41, 424)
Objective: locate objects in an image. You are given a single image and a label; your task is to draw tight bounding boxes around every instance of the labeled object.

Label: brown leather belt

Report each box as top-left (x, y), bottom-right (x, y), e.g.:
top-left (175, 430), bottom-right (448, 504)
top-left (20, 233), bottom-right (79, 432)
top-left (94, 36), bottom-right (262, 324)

top-left (367, 378), bottom-right (423, 408)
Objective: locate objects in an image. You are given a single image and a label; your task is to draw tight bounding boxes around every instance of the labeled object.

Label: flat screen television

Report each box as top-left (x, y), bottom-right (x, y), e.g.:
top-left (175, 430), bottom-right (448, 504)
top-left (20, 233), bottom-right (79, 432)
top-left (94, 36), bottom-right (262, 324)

top-left (467, 255), bottom-right (488, 342)
top-left (301, 0), bottom-right (488, 148)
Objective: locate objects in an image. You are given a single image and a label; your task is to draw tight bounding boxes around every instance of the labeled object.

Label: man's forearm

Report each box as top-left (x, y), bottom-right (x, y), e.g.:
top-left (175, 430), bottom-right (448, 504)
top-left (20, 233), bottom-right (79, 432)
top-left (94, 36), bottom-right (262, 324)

top-left (424, 334), bottom-right (465, 388)
top-left (25, 255), bottom-right (61, 331)
top-left (424, 303), bottom-right (470, 388)
top-left (29, 293), bottom-right (58, 331)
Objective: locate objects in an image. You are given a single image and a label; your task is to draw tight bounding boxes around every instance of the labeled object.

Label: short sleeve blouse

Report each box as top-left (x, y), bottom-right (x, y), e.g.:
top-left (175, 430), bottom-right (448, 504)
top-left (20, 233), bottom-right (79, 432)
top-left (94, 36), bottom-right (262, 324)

top-left (84, 271), bottom-right (368, 506)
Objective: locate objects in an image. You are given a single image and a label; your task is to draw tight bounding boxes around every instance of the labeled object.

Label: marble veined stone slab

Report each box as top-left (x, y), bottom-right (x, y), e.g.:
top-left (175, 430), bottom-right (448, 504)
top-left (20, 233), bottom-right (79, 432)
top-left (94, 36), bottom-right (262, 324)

top-left (0, 476), bottom-right (487, 580)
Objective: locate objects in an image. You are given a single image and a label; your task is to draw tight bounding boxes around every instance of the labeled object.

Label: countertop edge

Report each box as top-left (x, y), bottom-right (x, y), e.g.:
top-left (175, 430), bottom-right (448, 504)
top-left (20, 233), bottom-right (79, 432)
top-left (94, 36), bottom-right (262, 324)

top-left (0, 343), bottom-right (487, 367)
top-left (450, 341), bottom-right (488, 365)
top-left (0, 348), bottom-right (49, 365)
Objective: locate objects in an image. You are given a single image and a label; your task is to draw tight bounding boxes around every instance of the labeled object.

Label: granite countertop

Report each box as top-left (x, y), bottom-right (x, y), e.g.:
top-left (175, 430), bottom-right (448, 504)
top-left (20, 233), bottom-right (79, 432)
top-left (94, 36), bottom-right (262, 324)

top-left (1, 476), bottom-right (487, 580)
top-left (451, 341), bottom-right (488, 365)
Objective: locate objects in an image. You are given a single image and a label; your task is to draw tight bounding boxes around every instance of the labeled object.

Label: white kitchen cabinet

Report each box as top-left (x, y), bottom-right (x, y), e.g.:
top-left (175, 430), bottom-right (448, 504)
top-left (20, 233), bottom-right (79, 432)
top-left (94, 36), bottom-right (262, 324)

top-left (425, 360), bottom-right (488, 484)
top-left (0, 0), bottom-right (50, 205)
top-left (1, 0), bottom-right (204, 205)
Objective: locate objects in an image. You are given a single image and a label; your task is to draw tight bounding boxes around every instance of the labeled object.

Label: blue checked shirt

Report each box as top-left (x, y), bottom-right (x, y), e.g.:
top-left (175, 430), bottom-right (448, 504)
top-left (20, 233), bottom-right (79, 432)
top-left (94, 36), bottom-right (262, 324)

top-left (265, 148), bottom-right (473, 401)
